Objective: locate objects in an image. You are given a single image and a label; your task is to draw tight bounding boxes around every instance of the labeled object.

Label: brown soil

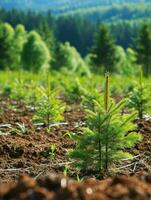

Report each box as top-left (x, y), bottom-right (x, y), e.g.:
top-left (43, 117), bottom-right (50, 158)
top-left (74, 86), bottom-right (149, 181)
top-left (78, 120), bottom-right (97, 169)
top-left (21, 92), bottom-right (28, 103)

top-left (117, 119), bottom-right (151, 176)
top-left (0, 96), bottom-right (151, 186)
top-left (0, 173), bottom-right (151, 200)
top-left (0, 97), bottom-right (85, 183)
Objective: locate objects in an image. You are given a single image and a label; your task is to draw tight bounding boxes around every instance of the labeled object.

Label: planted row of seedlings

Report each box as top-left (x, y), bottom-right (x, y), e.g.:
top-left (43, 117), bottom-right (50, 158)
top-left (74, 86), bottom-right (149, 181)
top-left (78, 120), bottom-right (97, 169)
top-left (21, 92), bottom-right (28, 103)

top-left (0, 70), bottom-right (150, 178)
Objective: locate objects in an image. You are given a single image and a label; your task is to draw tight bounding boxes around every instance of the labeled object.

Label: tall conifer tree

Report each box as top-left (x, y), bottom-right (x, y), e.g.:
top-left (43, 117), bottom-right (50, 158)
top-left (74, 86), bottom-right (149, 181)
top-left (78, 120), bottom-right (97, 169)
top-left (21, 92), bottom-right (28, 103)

top-left (135, 23), bottom-right (151, 77)
top-left (92, 25), bottom-right (117, 72)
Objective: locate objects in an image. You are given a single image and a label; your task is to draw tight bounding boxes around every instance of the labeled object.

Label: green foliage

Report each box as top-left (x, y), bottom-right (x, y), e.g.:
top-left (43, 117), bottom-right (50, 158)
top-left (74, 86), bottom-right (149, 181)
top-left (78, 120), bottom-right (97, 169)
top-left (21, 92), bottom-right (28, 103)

top-left (80, 80), bottom-right (101, 110)
top-left (63, 165), bottom-right (69, 177)
top-left (10, 77), bottom-right (28, 102)
top-left (116, 47), bottom-right (140, 76)
top-left (37, 22), bottom-right (55, 51)
top-left (0, 23), bottom-right (14, 70)
top-left (33, 86), bottom-right (65, 128)
top-left (52, 42), bottom-right (89, 75)
top-left (0, 23), bottom-right (27, 70)
top-left (37, 22), bottom-right (57, 69)
top-left (12, 24), bottom-right (27, 70)
top-left (61, 78), bottom-right (83, 103)
top-left (70, 75), bottom-right (142, 176)
top-left (1, 5), bottom-right (151, 57)
top-left (128, 70), bottom-right (151, 119)
top-left (91, 25), bottom-right (117, 72)
top-left (134, 23), bottom-right (151, 76)
top-left (9, 71), bottom-right (38, 104)
top-left (21, 31), bottom-right (51, 72)
top-left (49, 143), bottom-right (57, 160)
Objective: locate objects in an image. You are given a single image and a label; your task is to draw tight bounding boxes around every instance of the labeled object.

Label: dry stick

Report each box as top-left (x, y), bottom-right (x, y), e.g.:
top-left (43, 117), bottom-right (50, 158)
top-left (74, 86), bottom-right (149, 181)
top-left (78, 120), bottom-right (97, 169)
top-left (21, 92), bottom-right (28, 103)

top-left (117, 162), bottom-right (136, 170)
top-left (118, 157), bottom-right (150, 172)
top-left (0, 167), bottom-right (32, 172)
top-left (141, 160), bottom-right (151, 172)
top-left (0, 162), bottom-right (74, 172)
top-left (34, 122), bottom-right (68, 127)
top-left (38, 161), bottom-right (74, 167)
top-left (133, 162), bottom-right (138, 172)
top-left (121, 154), bottom-right (141, 161)
top-left (34, 171), bottom-right (45, 180)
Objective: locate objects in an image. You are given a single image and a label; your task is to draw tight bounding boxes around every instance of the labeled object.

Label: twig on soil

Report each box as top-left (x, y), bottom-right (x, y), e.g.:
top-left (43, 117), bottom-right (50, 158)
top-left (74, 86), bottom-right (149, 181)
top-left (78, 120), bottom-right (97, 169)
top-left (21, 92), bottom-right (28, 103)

top-left (118, 156), bottom-right (150, 172)
top-left (133, 162), bottom-right (138, 172)
top-left (141, 160), bottom-right (151, 172)
top-left (0, 167), bottom-right (32, 172)
top-left (117, 162), bottom-right (136, 170)
top-left (0, 162), bottom-right (74, 173)
top-left (34, 122), bottom-right (68, 127)
top-left (121, 155), bottom-right (141, 161)
top-left (0, 124), bottom-right (12, 128)
top-left (39, 161), bottom-right (74, 167)
top-left (34, 171), bottom-right (45, 180)
top-left (49, 122), bottom-right (68, 128)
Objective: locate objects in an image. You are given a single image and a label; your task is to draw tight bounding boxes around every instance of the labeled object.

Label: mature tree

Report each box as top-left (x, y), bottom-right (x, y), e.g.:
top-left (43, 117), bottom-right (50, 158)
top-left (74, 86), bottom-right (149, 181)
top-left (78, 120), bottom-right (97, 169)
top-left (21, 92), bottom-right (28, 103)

top-left (91, 24), bottom-right (117, 72)
top-left (52, 42), bottom-right (89, 75)
top-left (135, 23), bottom-right (151, 76)
top-left (116, 47), bottom-right (139, 75)
top-left (21, 31), bottom-right (50, 72)
top-left (0, 23), bottom-right (14, 70)
top-left (37, 22), bottom-right (55, 52)
top-left (37, 22), bottom-right (57, 68)
top-left (12, 24), bottom-right (27, 69)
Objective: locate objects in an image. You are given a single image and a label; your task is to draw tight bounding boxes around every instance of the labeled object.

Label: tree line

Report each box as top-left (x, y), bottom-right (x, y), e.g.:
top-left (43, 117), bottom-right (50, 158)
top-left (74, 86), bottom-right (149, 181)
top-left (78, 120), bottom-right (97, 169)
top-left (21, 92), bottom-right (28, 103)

top-left (91, 23), bottom-right (151, 76)
top-left (0, 22), bottom-right (88, 74)
top-left (0, 20), bottom-right (151, 76)
top-left (0, 8), bottom-right (151, 56)
top-left (1, 0), bottom-right (150, 13)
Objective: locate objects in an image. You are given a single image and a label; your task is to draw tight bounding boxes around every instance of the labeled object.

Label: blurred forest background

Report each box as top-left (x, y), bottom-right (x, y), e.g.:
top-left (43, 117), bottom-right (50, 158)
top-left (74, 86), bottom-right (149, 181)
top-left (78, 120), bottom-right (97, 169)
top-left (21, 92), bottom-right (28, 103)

top-left (0, 0), bottom-right (151, 76)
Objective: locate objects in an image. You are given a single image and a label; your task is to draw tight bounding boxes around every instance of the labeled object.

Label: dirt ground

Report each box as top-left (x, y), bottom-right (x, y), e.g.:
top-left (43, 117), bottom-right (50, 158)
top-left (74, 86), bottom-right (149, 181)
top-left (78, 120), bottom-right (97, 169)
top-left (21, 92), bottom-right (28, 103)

top-left (0, 97), bottom-right (85, 183)
top-left (0, 173), bottom-right (151, 200)
top-left (0, 96), bottom-right (151, 199)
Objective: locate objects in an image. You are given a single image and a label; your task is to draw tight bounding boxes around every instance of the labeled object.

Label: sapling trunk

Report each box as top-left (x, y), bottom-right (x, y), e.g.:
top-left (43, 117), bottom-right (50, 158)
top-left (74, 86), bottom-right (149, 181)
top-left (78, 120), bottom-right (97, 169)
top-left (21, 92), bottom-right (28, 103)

top-left (139, 69), bottom-right (143, 119)
top-left (105, 73), bottom-right (109, 113)
top-left (18, 69), bottom-right (22, 106)
top-left (98, 113), bottom-right (102, 176)
top-left (104, 73), bottom-right (110, 172)
top-left (46, 71), bottom-right (51, 129)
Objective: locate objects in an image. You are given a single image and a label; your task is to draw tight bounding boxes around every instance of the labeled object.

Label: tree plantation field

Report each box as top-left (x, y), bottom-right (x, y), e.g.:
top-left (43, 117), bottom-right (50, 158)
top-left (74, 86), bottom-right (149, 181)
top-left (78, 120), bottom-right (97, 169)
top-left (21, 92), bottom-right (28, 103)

top-left (0, 2), bottom-right (151, 199)
top-left (0, 70), bottom-right (151, 199)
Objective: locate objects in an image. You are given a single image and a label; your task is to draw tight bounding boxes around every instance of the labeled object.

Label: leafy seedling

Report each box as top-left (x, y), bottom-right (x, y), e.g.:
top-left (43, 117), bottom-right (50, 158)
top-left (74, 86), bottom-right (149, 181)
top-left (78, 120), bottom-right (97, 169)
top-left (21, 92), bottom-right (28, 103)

top-left (49, 144), bottom-right (56, 160)
top-left (128, 70), bottom-right (151, 119)
top-left (63, 165), bottom-right (69, 177)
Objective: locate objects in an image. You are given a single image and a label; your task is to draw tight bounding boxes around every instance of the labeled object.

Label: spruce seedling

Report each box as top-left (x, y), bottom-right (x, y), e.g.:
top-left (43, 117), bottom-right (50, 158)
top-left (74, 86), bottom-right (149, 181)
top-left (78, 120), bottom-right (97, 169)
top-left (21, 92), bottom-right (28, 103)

top-left (33, 77), bottom-right (65, 130)
top-left (128, 69), bottom-right (151, 119)
top-left (70, 74), bottom-right (142, 177)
